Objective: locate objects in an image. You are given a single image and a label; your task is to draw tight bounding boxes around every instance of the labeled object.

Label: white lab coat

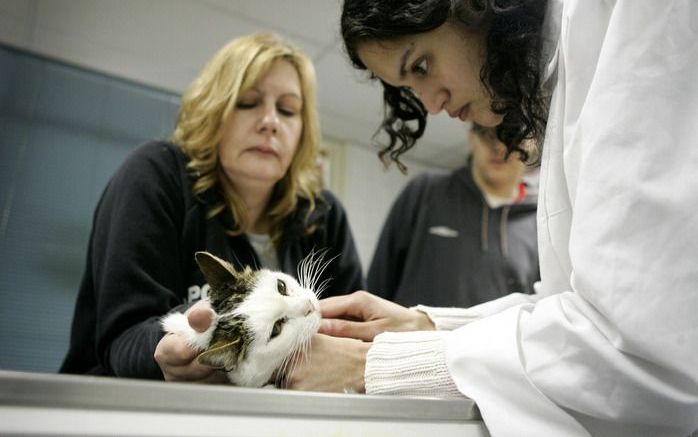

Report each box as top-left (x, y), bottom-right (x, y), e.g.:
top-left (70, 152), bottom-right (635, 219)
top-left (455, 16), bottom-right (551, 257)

top-left (446, 0), bottom-right (698, 435)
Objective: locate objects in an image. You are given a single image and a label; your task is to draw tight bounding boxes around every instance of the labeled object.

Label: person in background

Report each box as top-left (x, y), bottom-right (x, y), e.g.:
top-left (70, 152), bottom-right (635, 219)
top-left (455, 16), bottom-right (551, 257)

top-left (60, 32), bottom-right (364, 382)
top-left (284, 1), bottom-right (698, 436)
top-left (368, 122), bottom-right (539, 308)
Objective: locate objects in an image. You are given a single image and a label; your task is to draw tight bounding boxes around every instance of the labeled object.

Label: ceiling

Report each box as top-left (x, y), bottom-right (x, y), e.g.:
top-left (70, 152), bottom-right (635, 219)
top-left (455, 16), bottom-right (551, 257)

top-left (0, 0), bottom-right (471, 168)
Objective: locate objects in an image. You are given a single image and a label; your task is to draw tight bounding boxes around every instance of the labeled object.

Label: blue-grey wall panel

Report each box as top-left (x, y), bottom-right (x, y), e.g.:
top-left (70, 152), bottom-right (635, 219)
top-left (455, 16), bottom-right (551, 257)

top-left (0, 45), bottom-right (181, 373)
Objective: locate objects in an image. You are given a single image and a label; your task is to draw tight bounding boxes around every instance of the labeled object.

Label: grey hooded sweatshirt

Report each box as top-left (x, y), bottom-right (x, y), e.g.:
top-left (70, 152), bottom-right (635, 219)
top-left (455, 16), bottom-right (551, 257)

top-left (367, 163), bottom-right (539, 308)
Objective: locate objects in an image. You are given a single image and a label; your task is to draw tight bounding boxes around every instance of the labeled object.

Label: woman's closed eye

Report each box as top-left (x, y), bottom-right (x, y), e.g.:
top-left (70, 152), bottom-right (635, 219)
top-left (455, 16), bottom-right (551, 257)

top-left (236, 99), bottom-right (258, 110)
top-left (276, 105), bottom-right (298, 117)
top-left (276, 97), bottom-right (301, 117)
top-left (235, 99), bottom-right (300, 117)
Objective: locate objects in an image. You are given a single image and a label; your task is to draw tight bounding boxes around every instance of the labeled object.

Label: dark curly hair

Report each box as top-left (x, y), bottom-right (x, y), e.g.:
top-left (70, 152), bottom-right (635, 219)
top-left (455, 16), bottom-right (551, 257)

top-left (341, 0), bottom-right (549, 170)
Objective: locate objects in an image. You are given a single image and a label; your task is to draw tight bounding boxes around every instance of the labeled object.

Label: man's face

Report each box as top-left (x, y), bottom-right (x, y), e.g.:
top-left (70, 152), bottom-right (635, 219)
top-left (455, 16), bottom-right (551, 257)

top-left (469, 127), bottom-right (525, 190)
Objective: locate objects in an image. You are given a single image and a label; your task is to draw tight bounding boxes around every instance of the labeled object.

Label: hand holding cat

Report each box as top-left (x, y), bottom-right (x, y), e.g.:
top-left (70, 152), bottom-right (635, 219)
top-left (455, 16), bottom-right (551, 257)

top-left (154, 300), bottom-right (227, 383)
top-left (319, 291), bottom-right (435, 341)
top-left (283, 333), bottom-right (371, 393)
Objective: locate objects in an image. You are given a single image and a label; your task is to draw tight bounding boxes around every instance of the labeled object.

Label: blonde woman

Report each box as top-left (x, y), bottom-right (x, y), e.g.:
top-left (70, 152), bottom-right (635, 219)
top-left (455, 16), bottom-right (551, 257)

top-left (61, 33), bottom-right (364, 381)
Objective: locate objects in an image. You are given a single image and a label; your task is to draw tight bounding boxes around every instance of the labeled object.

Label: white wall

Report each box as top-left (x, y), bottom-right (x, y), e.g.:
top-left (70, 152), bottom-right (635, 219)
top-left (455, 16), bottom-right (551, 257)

top-left (326, 140), bottom-right (431, 272)
top-left (0, 0), bottom-right (472, 169)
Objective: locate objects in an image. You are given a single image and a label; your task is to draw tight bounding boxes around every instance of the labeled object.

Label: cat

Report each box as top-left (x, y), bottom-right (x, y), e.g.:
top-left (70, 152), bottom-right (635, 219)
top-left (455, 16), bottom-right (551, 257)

top-left (161, 250), bottom-right (331, 388)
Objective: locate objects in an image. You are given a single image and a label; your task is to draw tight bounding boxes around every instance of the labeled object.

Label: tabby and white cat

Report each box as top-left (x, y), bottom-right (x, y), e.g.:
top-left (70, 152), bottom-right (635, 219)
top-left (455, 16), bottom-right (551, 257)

top-left (161, 251), bottom-right (330, 387)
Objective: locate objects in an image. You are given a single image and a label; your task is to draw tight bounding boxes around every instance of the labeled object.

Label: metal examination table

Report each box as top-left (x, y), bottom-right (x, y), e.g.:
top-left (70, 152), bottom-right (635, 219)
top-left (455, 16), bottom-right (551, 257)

top-left (0, 370), bottom-right (489, 436)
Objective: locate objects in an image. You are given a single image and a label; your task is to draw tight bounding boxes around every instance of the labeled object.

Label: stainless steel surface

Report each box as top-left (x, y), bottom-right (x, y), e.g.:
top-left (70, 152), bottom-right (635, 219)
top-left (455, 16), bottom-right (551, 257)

top-left (0, 370), bottom-right (480, 421)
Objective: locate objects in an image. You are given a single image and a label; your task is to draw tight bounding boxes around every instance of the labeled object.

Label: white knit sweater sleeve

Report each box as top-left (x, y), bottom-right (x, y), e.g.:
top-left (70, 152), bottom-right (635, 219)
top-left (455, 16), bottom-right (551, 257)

top-left (411, 305), bottom-right (480, 331)
top-left (365, 330), bottom-right (464, 399)
top-left (413, 292), bottom-right (542, 331)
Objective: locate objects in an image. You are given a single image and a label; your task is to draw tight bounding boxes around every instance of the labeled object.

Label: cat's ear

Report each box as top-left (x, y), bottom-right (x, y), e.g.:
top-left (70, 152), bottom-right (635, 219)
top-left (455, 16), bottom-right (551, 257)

top-left (197, 338), bottom-right (241, 371)
top-left (195, 251), bottom-right (237, 290)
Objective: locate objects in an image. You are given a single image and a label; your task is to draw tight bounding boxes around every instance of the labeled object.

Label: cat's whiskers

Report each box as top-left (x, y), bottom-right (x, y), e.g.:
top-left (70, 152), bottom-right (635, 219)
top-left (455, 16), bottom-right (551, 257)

top-left (297, 248), bottom-right (338, 299)
top-left (276, 319), bottom-right (317, 389)
top-left (314, 278), bottom-right (331, 299)
top-left (277, 342), bottom-right (302, 388)
top-left (275, 327), bottom-right (301, 387)
top-left (297, 249), bottom-right (317, 289)
top-left (275, 355), bottom-right (290, 387)
top-left (309, 254), bottom-right (334, 292)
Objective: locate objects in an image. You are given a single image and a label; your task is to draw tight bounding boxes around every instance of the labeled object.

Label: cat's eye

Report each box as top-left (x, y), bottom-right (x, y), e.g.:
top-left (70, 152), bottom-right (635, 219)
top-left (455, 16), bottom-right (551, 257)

top-left (270, 317), bottom-right (286, 340)
top-left (277, 279), bottom-right (288, 296)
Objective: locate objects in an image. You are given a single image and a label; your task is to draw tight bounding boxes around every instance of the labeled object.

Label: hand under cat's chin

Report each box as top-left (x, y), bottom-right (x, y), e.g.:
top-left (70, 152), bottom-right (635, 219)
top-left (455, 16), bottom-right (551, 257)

top-left (281, 334), bottom-right (370, 394)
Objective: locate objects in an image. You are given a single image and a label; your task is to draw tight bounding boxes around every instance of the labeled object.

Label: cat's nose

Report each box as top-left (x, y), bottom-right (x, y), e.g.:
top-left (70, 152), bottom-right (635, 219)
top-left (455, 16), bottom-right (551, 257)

top-left (303, 299), bottom-right (316, 316)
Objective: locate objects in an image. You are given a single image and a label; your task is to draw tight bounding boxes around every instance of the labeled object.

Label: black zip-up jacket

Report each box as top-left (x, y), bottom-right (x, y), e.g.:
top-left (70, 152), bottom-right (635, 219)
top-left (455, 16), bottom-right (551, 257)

top-left (60, 141), bottom-right (364, 378)
top-left (367, 164), bottom-right (539, 308)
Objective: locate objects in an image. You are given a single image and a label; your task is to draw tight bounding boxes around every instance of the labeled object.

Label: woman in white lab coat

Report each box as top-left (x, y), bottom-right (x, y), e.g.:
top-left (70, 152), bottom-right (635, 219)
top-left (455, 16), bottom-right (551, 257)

top-left (282, 1), bottom-right (698, 436)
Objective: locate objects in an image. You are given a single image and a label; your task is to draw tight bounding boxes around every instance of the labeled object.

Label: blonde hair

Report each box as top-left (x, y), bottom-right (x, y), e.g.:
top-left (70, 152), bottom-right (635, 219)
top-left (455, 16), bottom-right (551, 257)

top-left (172, 32), bottom-right (322, 243)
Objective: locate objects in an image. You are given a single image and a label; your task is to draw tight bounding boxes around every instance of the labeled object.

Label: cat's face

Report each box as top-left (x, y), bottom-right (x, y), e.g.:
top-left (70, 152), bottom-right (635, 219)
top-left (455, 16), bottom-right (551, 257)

top-left (194, 251), bottom-right (321, 387)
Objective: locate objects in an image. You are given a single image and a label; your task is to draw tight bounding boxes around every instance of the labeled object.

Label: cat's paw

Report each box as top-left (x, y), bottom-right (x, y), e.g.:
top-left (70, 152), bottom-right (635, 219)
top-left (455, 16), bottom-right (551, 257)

top-left (161, 312), bottom-right (216, 352)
